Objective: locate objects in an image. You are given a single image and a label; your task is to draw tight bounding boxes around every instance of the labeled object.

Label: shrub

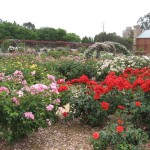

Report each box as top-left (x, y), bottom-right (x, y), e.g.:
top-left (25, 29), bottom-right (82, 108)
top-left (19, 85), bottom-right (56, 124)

top-left (91, 123), bottom-right (149, 150)
top-left (0, 71), bottom-right (71, 142)
top-left (57, 59), bottom-right (97, 80)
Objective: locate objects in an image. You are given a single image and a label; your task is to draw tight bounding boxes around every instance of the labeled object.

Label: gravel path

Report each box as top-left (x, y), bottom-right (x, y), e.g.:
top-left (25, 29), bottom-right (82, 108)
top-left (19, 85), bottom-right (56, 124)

top-left (1, 120), bottom-right (150, 150)
top-left (0, 120), bottom-right (95, 150)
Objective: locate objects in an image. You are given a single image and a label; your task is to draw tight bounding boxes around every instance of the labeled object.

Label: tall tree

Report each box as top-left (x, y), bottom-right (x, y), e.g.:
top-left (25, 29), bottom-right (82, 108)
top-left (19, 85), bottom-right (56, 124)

top-left (37, 27), bottom-right (59, 41)
top-left (81, 36), bottom-right (93, 43)
top-left (63, 33), bottom-right (81, 42)
top-left (137, 12), bottom-right (150, 31)
top-left (0, 21), bottom-right (38, 40)
top-left (23, 22), bottom-right (35, 30)
top-left (57, 28), bottom-right (67, 41)
top-left (94, 32), bottom-right (133, 50)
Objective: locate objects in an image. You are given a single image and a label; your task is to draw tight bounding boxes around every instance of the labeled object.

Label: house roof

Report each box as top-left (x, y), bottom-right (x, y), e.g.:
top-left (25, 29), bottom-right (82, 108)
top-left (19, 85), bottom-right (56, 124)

top-left (137, 30), bottom-right (150, 38)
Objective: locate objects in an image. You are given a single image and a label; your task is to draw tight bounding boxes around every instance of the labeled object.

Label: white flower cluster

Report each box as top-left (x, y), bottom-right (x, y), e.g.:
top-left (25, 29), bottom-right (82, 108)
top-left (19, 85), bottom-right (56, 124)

top-left (8, 46), bottom-right (18, 52)
top-left (97, 54), bottom-right (150, 75)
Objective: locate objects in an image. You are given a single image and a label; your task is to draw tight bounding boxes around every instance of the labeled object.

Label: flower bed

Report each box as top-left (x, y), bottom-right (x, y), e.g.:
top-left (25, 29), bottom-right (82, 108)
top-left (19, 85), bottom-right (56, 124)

top-left (0, 53), bottom-right (150, 149)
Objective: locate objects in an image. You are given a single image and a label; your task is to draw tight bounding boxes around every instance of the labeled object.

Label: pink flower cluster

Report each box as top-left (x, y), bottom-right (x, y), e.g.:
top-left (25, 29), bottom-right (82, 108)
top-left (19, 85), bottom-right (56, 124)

top-left (24, 112), bottom-right (34, 120)
top-left (49, 83), bottom-right (59, 94)
top-left (46, 104), bottom-right (54, 111)
top-left (12, 97), bottom-right (20, 105)
top-left (30, 84), bottom-right (49, 94)
top-left (0, 86), bottom-right (9, 94)
top-left (13, 70), bottom-right (24, 79)
top-left (47, 74), bottom-right (56, 82)
top-left (16, 90), bottom-right (24, 97)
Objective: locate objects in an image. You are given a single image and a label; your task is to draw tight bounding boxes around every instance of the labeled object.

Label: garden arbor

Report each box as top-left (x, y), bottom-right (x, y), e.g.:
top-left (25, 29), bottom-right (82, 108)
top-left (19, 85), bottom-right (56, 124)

top-left (1, 39), bottom-right (25, 52)
top-left (85, 41), bottom-right (131, 59)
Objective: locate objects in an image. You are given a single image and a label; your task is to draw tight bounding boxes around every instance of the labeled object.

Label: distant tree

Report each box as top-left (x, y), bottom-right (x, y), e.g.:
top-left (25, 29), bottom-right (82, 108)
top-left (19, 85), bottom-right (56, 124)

top-left (0, 21), bottom-right (38, 40)
top-left (37, 27), bottom-right (59, 41)
top-left (81, 36), bottom-right (93, 44)
top-left (16, 27), bottom-right (38, 40)
top-left (63, 33), bottom-right (81, 42)
top-left (57, 28), bottom-right (67, 41)
top-left (94, 32), bottom-right (108, 42)
top-left (94, 32), bottom-right (133, 50)
top-left (23, 22), bottom-right (35, 30)
top-left (137, 12), bottom-right (150, 31)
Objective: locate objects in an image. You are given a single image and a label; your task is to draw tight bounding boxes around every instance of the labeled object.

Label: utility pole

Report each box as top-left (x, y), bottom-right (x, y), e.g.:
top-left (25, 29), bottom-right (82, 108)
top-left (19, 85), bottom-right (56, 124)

top-left (100, 22), bottom-right (105, 32)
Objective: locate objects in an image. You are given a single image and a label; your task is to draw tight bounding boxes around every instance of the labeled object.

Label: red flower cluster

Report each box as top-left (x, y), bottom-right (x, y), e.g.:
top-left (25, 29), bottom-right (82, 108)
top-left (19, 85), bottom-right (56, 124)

top-left (118, 105), bottom-right (125, 110)
top-left (135, 101), bottom-right (141, 107)
top-left (93, 85), bottom-right (106, 100)
top-left (58, 85), bottom-right (68, 92)
top-left (116, 126), bottom-right (124, 133)
top-left (78, 75), bottom-right (89, 83)
top-left (100, 102), bottom-right (110, 110)
top-left (92, 132), bottom-right (100, 139)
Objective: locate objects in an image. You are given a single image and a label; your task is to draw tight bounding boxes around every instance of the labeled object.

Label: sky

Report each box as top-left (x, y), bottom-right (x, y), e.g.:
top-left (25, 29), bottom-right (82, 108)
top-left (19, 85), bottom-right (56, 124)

top-left (0, 0), bottom-right (150, 38)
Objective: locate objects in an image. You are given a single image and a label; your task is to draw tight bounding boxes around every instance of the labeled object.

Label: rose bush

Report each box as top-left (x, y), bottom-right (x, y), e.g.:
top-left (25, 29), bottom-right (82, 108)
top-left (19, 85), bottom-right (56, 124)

top-left (0, 71), bottom-right (71, 142)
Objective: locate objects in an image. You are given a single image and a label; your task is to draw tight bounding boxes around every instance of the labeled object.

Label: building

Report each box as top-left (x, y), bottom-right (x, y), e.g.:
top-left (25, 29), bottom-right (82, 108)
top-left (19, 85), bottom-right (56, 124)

top-left (136, 30), bottom-right (150, 54)
top-left (123, 27), bottom-right (133, 38)
top-left (133, 25), bottom-right (142, 51)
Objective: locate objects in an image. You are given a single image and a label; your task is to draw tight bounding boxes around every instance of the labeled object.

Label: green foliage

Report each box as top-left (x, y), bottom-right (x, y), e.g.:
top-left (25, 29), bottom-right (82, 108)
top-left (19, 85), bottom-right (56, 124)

top-left (57, 59), bottom-right (97, 80)
top-left (23, 22), bottom-right (35, 30)
top-left (63, 33), bottom-right (81, 42)
top-left (91, 123), bottom-right (149, 150)
top-left (137, 12), bottom-right (150, 31)
top-left (0, 20), bottom-right (81, 43)
top-left (81, 36), bottom-right (93, 44)
top-left (0, 93), bottom-right (58, 142)
top-left (94, 32), bottom-right (133, 50)
top-left (37, 27), bottom-right (59, 41)
top-left (69, 88), bottom-right (108, 126)
top-left (44, 50), bottom-right (78, 58)
top-left (56, 28), bottom-right (67, 41)
top-left (1, 39), bottom-right (12, 52)
top-left (85, 42), bottom-right (131, 59)
top-left (0, 66), bottom-right (71, 142)
top-left (1, 39), bottom-right (25, 53)
top-left (0, 21), bottom-right (38, 40)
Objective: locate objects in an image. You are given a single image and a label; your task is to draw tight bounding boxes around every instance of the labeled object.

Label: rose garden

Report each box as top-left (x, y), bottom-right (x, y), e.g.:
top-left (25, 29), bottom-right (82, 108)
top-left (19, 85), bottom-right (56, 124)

top-left (0, 41), bottom-right (150, 150)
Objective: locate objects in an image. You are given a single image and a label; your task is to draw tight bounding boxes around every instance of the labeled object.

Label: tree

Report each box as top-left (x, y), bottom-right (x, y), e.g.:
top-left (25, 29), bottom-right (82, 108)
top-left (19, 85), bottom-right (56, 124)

top-left (137, 12), bottom-right (150, 31)
top-left (81, 36), bottom-right (93, 44)
top-left (16, 27), bottom-right (38, 40)
top-left (56, 28), bottom-right (67, 41)
top-left (94, 32), bottom-right (133, 50)
top-left (0, 21), bottom-right (38, 40)
top-left (37, 27), bottom-right (59, 41)
top-left (23, 22), bottom-right (35, 30)
top-left (63, 33), bottom-right (81, 42)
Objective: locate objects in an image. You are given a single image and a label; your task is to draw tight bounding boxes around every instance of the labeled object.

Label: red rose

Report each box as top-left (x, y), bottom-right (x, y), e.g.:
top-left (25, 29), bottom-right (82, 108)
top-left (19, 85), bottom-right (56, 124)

top-left (62, 112), bottom-right (68, 117)
top-left (78, 75), bottom-right (89, 83)
top-left (116, 126), bottom-right (124, 133)
top-left (100, 102), bottom-right (110, 110)
top-left (58, 85), bottom-right (68, 92)
top-left (135, 101), bottom-right (141, 107)
top-left (57, 79), bottom-right (65, 84)
top-left (118, 105), bottom-right (125, 110)
top-left (118, 119), bottom-right (123, 124)
top-left (92, 132), bottom-right (100, 139)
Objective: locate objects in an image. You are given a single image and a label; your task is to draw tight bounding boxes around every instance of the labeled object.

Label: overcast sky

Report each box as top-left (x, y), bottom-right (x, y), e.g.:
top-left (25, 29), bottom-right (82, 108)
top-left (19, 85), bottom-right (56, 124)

top-left (0, 0), bottom-right (150, 38)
